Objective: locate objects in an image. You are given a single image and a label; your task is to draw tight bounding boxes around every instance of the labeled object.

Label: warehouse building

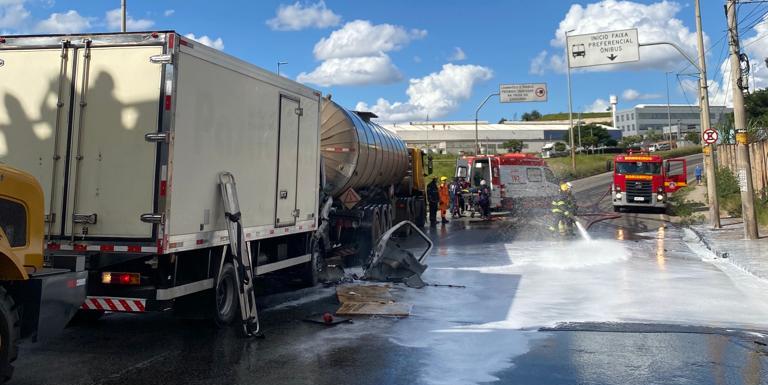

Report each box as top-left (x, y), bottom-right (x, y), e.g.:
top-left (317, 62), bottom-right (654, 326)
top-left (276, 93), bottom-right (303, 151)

top-left (382, 121), bottom-right (621, 154)
top-left (615, 104), bottom-right (732, 136)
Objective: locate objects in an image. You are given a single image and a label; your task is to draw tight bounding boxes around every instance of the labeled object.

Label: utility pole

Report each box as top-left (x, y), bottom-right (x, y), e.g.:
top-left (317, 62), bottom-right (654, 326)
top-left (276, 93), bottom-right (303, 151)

top-left (726, 0), bottom-right (759, 239)
top-left (121, 0), bottom-right (127, 32)
top-left (695, 0), bottom-right (721, 228)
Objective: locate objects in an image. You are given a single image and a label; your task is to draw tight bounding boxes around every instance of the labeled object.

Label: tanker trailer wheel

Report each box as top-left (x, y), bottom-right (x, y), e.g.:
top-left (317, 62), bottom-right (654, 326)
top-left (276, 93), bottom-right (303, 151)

top-left (413, 198), bottom-right (426, 228)
top-left (0, 287), bottom-right (20, 382)
top-left (214, 262), bottom-right (239, 327)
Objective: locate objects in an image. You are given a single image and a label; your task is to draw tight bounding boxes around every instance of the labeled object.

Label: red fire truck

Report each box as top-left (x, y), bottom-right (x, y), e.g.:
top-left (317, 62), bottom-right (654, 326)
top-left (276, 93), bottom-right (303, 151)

top-left (609, 153), bottom-right (687, 212)
top-left (456, 153), bottom-right (560, 211)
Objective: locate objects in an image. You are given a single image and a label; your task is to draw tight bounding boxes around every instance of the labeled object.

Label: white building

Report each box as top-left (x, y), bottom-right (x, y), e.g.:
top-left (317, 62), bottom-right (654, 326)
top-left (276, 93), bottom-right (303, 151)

top-left (382, 121), bottom-right (620, 154)
top-left (615, 104), bottom-right (732, 137)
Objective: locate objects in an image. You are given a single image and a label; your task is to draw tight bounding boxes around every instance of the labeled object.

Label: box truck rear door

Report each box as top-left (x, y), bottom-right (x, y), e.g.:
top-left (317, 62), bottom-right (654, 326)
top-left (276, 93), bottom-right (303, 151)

top-left (275, 96), bottom-right (301, 227)
top-left (66, 45), bottom-right (164, 238)
top-left (0, 45), bottom-right (74, 238)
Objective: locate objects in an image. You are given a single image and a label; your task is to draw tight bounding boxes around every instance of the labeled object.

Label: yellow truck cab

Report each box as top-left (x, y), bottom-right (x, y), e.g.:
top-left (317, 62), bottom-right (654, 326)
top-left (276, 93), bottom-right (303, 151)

top-left (0, 164), bottom-right (87, 382)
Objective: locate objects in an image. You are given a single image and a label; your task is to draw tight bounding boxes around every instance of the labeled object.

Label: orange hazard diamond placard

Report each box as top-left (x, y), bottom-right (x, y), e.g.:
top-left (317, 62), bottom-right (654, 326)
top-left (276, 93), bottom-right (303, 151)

top-left (340, 188), bottom-right (361, 209)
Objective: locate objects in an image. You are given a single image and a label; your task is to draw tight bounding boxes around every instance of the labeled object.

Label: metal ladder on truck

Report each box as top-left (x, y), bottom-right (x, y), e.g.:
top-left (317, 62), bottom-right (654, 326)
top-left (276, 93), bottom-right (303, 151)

top-left (219, 172), bottom-right (261, 337)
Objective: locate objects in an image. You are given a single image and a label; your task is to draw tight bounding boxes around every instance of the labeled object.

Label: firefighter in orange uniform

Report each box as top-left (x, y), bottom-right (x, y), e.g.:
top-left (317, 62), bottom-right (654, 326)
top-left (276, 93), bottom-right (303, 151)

top-left (438, 176), bottom-right (450, 224)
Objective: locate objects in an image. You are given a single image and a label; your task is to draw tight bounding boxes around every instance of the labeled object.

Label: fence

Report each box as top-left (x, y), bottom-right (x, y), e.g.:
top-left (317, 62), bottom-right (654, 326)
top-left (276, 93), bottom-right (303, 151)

top-left (716, 140), bottom-right (768, 194)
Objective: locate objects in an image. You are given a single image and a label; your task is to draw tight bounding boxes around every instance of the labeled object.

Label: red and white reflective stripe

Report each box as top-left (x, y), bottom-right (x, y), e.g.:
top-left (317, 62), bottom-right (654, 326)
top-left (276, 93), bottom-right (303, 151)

top-left (47, 243), bottom-right (157, 253)
top-left (81, 296), bottom-right (146, 312)
top-left (323, 147), bottom-right (354, 152)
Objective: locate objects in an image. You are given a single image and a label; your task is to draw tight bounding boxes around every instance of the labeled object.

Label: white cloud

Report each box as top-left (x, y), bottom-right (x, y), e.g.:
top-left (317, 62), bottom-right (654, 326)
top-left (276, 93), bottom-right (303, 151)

top-left (355, 63), bottom-right (493, 122)
top-left (266, 1), bottom-right (340, 31)
top-left (586, 98), bottom-right (610, 112)
top-left (184, 33), bottom-right (224, 50)
top-left (0, 0), bottom-right (30, 30)
top-left (297, 55), bottom-right (401, 86)
top-left (164, 9), bottom-right (175, 17)
top-left (35, 10), bottom-right (91, 33)
top-left (449, 47), bottom-right (466, 61)
top-left (313, 20), bottom-right (426, 60)
top-left (532, 0), bottom-right (706, 74)
top-left (299, 19), bottom-right (427, 87)
top-left (683, 14), bottom-right (768, 108)
top-left (621, 88), bottom-right (662, 101)
top-left (106, 8), bottom-right (154, 31)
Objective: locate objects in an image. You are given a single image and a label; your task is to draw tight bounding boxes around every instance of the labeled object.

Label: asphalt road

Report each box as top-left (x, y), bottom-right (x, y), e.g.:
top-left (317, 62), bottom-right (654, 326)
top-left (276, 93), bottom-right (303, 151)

top-left (13, 152), bottom-right (768, 385)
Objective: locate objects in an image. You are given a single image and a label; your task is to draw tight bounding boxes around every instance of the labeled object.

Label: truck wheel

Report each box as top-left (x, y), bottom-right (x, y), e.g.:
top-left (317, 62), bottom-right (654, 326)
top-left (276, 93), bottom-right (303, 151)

top-left (414, 199), bottom-right (426, 227)
top-left (0, 287), bottom-right (20, 382)
top-left (301, 238), bottom-right (325, 287)
top-left (214, 262), bottom-right (239, 327)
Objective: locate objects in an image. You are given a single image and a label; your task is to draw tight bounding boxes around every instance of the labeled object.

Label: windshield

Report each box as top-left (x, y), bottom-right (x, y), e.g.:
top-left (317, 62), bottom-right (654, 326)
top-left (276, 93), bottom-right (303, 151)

top-left (616, 161), bottom-right (662, 175)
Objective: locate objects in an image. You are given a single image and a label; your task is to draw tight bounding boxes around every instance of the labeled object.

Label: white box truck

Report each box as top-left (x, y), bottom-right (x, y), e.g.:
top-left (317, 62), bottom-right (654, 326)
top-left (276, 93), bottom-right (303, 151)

top-left (0, 31), bottom-right (428, 330)
top-left (0, 31), bottom-right (322, 325)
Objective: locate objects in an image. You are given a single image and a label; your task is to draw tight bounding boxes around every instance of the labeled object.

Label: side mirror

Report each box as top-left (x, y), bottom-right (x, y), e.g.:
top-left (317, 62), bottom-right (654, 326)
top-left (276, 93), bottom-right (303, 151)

top-left (606, 160), bottom-right (613, 172)
top-left (664, 160), bottom-right (671, 174)
top-left (427, 155), bottom-right (434, 175)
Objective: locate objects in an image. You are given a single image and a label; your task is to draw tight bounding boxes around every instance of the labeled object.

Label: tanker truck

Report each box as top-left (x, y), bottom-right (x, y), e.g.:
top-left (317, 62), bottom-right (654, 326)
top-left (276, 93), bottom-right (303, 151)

top-left (320, 98), bottom-right (428, 264)
top-left (0, 31), bottom-right (426, 343)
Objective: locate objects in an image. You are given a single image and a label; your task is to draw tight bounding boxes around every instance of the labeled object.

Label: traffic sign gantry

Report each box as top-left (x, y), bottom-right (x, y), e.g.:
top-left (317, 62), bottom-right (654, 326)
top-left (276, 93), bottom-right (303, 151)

top-left (499, 83), bottom-right (547, 103)
top-left (702, 129), bottom-right (718, 145)
top-left (566, 28), bottom-right (640, 68)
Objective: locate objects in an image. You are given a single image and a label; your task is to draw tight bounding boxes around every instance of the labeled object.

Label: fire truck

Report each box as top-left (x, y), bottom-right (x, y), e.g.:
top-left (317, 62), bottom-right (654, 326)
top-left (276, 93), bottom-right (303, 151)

top-left (608, 153), bottom-right (687, 212)
top-left (456, 153), bottom-right (560, 211)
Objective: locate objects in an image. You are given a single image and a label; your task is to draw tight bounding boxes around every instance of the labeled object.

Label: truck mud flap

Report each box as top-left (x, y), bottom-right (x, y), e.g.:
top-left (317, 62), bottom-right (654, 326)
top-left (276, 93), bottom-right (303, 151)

top-left (12, 269), bottom-right (87, 342)
top-left (362, 221), bottom-right (433, 288)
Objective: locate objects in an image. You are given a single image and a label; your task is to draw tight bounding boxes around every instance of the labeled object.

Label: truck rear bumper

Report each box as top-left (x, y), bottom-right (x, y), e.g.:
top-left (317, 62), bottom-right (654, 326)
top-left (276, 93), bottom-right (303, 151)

top-left (11, 269), bottom-right (88, 342)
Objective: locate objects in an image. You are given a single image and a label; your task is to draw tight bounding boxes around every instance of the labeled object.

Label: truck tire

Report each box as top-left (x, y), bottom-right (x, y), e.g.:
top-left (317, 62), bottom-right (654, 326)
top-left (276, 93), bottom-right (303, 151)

top-left (0, 287), bottom-right (20, 382)
top-left (414, 198), bottom-right (426, 227)
top-left (214, 262), bottom-right (239, 327)
top-left (301, 238), bottom-right (325, 287)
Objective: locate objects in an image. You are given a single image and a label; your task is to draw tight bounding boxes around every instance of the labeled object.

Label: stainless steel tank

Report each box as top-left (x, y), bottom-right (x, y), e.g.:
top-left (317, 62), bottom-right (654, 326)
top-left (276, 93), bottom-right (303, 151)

top-left (320, 98), bottom-right (409, 197)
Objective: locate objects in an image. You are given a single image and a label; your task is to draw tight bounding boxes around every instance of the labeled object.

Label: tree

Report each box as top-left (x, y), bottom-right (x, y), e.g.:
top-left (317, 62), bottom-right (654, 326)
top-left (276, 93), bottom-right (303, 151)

top-left (521, 110), bottom-right (542, 121)
top-left (554, 142), bottom-right (567, 152)
top-left (498, 118), bottom-right (508, 124)
top-left (502, 139), bottom-right (524, 153)
top-left (562, 124), bottom-right (612, 148)
top-left (619, 135), bottom-right (642, 148)
top-left (645, 130), bottom-right (663, 142)
top-left (684, 131), bottom-right (701, 144)
top-left (745, 88), bottom-right (768, 122)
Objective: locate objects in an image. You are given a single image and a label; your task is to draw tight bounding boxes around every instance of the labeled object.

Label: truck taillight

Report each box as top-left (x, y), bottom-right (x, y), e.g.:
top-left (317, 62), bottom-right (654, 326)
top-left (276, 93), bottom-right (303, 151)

top-left (101, 272), bottom-right (140, 285)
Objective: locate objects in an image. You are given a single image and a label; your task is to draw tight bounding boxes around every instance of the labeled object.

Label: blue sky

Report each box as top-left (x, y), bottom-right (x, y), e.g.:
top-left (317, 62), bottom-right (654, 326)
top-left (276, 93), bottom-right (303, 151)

top-left (2, 0), bottom-right (767, 123)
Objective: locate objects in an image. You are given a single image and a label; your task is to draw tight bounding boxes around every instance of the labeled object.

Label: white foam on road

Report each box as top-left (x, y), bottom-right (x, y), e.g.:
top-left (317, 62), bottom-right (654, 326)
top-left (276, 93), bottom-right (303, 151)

top-left (437, 237), bottom-right (768, 332)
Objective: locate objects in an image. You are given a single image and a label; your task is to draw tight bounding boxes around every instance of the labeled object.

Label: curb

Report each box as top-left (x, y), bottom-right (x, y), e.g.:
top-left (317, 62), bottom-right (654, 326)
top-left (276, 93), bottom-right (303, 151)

top-left (686, 225), bottom-right (730, 259)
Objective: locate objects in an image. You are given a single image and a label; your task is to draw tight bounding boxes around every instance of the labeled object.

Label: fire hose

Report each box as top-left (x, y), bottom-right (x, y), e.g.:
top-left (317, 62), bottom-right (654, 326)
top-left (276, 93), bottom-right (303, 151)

top-left (576, 186), bottom-right (621, 230)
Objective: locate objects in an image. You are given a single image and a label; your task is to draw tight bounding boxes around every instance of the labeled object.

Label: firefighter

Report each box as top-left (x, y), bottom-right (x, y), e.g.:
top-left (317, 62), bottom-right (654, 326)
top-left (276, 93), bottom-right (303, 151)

top-left (438, 176), bottom-right (450, 224)
top-left (478, 179), bottom-right (491, 219)
top-left (427, 177), bottom-right (439, 226)
top-left (549, 182), bottom-right (577, 236)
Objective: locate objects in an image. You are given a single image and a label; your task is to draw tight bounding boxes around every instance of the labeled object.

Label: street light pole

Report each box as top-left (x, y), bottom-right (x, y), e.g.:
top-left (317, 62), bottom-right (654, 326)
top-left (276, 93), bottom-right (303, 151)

top-left (121, 0), bottom-right (127, 32)
top-left (695, 0), bottom-right (721, 229)
top-left (565, 29), bottom-right (576, 172)
top-left (475, 92), bottom-right (499, 155)
top-left (665, 71), bottom-right (672, 142)
top-left (277, 61), bottom-right (288, 76)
